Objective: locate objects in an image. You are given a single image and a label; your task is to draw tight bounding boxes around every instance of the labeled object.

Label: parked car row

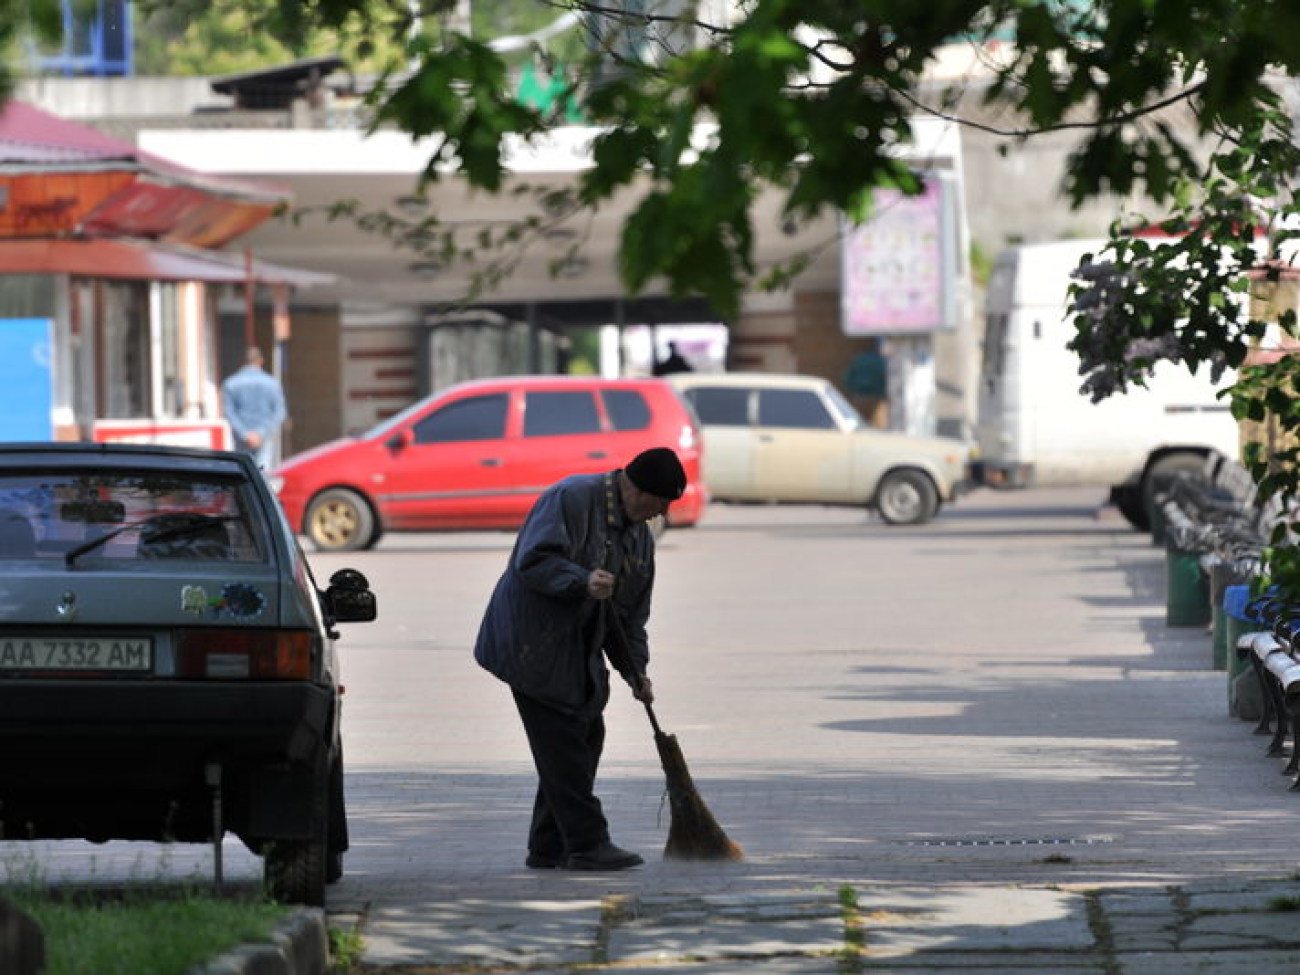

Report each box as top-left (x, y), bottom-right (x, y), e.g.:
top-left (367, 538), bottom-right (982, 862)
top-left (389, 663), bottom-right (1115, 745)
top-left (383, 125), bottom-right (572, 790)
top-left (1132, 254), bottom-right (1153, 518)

top-left (270, 372), bottom-right (973, 551)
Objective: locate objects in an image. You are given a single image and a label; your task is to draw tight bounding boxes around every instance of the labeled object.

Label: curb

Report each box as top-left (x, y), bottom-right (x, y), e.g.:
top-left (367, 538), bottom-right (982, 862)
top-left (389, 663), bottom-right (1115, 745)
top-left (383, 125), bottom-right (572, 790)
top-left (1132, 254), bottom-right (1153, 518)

top-left (188, 908), bottom-right (328, 975)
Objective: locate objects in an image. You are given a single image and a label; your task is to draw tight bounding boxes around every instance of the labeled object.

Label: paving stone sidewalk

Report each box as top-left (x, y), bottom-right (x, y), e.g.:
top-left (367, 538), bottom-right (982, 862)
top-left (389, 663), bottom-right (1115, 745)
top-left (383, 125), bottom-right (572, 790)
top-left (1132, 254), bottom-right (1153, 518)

top-left (342, 876), bottom-right (1300, 972)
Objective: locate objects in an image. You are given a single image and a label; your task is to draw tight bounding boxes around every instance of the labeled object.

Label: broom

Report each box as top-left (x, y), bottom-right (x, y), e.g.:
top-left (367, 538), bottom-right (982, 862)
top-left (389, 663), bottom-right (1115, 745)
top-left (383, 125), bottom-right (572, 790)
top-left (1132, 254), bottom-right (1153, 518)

top-left (603, 603), bottom-right (744, 861)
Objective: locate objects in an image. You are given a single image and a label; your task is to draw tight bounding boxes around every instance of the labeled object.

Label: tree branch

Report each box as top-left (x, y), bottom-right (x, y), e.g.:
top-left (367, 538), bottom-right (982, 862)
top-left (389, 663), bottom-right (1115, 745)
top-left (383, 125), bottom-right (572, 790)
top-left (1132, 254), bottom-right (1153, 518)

top-left (893, 79), bottom-right (1208, 139)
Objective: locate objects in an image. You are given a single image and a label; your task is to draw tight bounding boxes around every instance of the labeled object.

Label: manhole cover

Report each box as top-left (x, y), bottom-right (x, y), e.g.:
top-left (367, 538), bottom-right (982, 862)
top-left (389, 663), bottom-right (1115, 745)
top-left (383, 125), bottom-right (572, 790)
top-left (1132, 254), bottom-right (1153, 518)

top-left (900, 835), bottom-right (1114, 848)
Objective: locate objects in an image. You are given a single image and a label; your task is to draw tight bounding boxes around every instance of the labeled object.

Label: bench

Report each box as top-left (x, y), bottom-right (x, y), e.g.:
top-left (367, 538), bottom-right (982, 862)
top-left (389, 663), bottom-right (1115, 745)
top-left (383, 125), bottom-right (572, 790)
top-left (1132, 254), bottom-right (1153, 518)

top-left (1238, 606), bottom-right (1300, 788)
top-left (1156, 453), bottom-right (1273, 632)
top-left (1158, 450), bottom-right (1261, 555)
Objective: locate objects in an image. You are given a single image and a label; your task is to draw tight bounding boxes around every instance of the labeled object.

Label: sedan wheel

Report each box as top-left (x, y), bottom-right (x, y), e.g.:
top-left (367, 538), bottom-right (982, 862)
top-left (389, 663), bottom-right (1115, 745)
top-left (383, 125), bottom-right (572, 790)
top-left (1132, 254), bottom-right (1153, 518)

top-left (875, 470), bottom-right (939, 525)
top-left (264, 766), bottom-right (330, 906)
top-left (306, 489), bottom-right (376, 552)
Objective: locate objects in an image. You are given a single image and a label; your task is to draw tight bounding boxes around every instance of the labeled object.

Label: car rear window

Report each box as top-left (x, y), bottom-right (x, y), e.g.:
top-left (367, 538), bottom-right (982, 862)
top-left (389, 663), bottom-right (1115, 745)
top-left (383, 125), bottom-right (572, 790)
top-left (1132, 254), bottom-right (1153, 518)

top-left (685, 387), bottom-right (750, 426)
top-left (0, 470), bottom-right (266, 563)
top-left (603, 389), bottom-right (652, 431)
top-left (523, 390), bottom-right (601, 437)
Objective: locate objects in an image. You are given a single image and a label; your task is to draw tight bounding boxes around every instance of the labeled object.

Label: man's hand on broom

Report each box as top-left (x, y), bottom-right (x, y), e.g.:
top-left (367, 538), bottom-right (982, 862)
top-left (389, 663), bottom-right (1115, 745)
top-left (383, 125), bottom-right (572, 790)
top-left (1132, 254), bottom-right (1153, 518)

top-left (587, 569), bottom-right (615, 600)
top-left (632, 673), bottom-right (655, 704)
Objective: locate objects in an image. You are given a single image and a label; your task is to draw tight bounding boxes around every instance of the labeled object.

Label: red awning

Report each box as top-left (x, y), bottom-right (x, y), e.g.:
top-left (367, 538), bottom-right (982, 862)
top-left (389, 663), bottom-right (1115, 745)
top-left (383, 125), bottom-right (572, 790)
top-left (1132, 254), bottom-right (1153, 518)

top-left (0, 101), bottom-right (290, 247)
top-left (0, 237), bottom-right (333, 287)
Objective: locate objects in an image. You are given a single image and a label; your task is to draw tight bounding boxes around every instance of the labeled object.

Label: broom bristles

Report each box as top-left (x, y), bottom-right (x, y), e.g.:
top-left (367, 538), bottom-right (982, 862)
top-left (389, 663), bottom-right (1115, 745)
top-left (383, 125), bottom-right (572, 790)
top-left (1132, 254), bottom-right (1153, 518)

top-left (656, 731), bottom-right (744, 861)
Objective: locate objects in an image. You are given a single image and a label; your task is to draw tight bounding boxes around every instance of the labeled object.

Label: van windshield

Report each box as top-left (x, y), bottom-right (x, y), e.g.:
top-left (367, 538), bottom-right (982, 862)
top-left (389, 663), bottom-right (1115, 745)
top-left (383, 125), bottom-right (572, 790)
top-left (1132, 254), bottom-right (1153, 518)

top-left (824, 384), bottom-right (865, 431)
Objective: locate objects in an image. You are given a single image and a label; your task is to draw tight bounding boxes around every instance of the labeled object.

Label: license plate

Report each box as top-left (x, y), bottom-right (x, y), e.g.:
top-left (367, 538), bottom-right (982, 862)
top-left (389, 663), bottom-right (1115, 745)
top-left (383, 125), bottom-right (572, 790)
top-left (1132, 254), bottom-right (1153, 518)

top-left (0, 637), bottom-right (152, 672)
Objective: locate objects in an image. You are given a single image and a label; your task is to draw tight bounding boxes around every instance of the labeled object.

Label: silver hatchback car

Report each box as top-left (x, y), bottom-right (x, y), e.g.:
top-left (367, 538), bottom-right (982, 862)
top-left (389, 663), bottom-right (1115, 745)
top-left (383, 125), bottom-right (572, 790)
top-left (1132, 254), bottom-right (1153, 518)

top-left (0, 443), bottom-right (376, 905)
top-left (670, 372), bottom-right (971, 525)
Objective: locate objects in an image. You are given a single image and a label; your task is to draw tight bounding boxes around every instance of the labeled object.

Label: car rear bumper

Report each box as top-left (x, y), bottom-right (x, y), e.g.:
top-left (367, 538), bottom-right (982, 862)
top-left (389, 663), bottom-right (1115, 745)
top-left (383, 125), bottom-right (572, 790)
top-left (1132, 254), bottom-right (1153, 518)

top-left (0, 679), bottom-right (333, 762)
top-left (0, 680), bottom-right (337, 843)
top-left (969, 459), bottom-right (1035, 488)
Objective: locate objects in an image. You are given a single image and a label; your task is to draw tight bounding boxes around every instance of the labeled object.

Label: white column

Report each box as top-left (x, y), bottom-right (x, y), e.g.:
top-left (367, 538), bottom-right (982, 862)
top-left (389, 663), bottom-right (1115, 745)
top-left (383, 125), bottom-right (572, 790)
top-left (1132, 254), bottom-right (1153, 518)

top-left (885, 335), bottom-right (937, 437)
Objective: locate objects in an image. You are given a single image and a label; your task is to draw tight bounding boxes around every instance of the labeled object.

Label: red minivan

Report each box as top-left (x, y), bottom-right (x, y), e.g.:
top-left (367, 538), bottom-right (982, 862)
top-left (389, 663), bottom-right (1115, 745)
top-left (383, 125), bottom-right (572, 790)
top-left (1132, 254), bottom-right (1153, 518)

top-left (270, 375), bottom-right (707, 550)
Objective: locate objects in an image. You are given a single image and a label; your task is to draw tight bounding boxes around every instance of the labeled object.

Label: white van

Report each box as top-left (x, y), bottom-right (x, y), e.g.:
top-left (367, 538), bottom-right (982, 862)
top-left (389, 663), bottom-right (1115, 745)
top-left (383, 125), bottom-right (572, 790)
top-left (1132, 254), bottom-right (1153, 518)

top-left (975, 239), bottom-right (1239, 523)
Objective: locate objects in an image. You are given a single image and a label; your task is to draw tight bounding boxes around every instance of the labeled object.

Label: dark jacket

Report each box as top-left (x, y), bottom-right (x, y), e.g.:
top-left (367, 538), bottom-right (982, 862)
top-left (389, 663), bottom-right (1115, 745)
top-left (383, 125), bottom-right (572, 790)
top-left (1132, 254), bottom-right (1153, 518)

top-left (474, 471), bottom-right (655, 714)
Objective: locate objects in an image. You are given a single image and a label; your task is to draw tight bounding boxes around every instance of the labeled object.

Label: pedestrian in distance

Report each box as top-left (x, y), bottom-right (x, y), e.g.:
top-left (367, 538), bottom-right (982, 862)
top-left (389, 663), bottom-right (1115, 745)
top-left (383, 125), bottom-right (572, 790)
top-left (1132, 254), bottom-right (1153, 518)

top-left (221, 346), bottom-right (287, 469)
top-left (652, 341), bottom-right (693, 376)
top-left (474, 446), bottom-right (688, 871)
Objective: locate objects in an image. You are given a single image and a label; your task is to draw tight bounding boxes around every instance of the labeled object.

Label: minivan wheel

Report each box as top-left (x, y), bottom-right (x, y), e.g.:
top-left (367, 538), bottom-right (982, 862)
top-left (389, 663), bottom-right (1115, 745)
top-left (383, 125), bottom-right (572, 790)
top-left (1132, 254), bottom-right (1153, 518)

top-left (875, 470), bottom-right (939, 525)
top-left (306, 489), bottom-right (376, 552)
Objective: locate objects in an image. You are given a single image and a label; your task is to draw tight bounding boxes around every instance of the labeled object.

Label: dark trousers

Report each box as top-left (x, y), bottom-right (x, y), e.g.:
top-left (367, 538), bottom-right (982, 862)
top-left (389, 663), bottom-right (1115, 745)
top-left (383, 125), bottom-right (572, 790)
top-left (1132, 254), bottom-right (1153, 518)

top-left (511, 689), bottom-right (609, 857)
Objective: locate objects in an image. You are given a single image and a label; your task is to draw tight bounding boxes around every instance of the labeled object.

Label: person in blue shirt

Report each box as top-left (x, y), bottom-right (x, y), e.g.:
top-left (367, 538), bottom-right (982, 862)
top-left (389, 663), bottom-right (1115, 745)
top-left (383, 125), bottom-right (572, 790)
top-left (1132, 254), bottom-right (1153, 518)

top-left (221, 346), bottom-right (287, 469)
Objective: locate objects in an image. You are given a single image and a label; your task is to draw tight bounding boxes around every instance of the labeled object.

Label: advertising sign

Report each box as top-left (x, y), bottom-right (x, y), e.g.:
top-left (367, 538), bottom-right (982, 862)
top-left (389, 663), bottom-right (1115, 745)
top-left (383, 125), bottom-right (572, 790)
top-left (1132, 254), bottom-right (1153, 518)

top-left (841, 175), bottom-right (958, 335)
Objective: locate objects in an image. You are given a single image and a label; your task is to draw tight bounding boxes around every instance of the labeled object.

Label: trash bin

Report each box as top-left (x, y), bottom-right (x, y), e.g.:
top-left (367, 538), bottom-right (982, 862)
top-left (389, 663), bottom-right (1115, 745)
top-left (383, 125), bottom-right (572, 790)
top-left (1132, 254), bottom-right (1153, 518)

top-left (1223, 584), bottom-right (1272, 720)
top-left (1208, 557), bottom-right (1252, 670)
top-left (1166, 526), bottom-right (1210, 627)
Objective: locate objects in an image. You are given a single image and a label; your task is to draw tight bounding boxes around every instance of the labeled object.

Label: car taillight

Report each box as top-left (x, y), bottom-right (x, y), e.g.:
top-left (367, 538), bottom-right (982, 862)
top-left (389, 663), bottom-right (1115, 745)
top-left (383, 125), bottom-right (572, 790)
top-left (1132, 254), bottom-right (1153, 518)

top-left (176, 629), bottom-right (313, 680)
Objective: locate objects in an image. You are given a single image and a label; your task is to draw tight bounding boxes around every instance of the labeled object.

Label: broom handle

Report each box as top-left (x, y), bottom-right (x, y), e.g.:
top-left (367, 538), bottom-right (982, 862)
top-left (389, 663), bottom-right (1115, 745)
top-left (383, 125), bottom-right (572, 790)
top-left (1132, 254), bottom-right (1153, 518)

top-left (643, 700), bottom-right (664, 737)
top-left (601, 596), bottom-right (664, 737)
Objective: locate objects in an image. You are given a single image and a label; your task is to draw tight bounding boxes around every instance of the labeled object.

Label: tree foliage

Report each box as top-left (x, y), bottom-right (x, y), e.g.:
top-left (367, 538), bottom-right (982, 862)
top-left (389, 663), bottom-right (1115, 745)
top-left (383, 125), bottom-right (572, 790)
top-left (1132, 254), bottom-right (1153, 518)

top-left (132, 0), bottom-right (413, 76)
top-left (1064, 95), bottom-right (1300, 596)
top-left (268, 0), bottom-right (1300, 591)
top-left (0, 0), bottom-right (78, 101)
top-left (195, 0), bottom-right (1300, 320)
top-left (10, 1), bottom-right (1300, 315)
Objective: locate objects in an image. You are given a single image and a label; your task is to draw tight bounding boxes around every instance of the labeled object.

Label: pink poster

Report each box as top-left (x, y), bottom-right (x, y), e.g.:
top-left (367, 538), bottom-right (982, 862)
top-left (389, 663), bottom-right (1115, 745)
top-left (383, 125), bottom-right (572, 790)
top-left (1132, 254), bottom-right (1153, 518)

top-left (841, 180), bottom-right (948, 334)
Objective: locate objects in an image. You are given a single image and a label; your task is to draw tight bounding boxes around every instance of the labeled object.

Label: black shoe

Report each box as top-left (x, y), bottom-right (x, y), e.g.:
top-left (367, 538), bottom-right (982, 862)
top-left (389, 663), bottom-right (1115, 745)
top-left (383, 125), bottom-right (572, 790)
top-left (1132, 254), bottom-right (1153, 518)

top-left (526, 852), bottom-right (563, 869)
top-left (564, 841), bottom-right (644, 871)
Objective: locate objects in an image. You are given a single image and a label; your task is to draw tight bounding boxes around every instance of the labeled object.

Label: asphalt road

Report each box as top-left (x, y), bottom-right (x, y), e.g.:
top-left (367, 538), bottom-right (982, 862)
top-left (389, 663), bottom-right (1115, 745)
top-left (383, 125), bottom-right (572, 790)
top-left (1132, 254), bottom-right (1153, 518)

top-left (313, 485), bottom-right (1293, 903)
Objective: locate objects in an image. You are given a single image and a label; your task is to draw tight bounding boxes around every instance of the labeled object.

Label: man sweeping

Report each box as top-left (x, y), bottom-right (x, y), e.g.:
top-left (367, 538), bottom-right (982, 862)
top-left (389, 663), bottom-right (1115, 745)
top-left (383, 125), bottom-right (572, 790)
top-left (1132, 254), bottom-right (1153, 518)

top-left (474, 447), bottom-right (687, 871)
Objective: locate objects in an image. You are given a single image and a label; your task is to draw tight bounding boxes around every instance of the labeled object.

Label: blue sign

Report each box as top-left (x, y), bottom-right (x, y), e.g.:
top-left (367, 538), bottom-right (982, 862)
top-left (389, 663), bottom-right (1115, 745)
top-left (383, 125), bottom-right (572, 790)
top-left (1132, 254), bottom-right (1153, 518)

top-left (0, 319), bottom-right (53, 440)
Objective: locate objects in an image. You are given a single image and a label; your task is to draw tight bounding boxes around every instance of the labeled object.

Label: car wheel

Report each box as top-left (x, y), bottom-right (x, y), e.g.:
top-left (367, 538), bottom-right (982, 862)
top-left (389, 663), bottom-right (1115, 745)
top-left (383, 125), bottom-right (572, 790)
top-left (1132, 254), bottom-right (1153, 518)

top-left (326, 752), bottom-right (347, 885)
top-left (1111, 475), bottom-right (1149, 531)
top-left (306, 488), bottom-right (376, 552)
top-left (875, 469), bottom-right (939, 525)
top-left (264, 764), bottom-right (329, 906)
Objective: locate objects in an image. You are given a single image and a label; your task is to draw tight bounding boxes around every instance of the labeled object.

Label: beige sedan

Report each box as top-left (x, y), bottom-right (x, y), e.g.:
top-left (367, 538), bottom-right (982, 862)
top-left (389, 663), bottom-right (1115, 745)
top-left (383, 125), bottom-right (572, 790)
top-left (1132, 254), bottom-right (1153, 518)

top-left (669, 372), bottom-right (970, 525)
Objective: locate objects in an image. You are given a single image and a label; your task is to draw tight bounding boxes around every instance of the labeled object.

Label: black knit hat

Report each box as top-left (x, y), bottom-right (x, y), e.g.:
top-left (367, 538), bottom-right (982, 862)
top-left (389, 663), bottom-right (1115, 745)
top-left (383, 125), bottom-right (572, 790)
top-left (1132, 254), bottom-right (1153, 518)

top-left (625, 447), bottom-right (687, 500)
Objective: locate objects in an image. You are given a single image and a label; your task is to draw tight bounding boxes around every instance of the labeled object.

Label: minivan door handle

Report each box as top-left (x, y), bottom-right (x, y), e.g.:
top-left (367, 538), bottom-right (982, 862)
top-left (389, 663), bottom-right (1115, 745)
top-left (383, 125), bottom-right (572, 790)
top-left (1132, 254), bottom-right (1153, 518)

top-left (479, 458), bottom-right (503, 467)
top-left (587, 451), bottom-right (607, 459)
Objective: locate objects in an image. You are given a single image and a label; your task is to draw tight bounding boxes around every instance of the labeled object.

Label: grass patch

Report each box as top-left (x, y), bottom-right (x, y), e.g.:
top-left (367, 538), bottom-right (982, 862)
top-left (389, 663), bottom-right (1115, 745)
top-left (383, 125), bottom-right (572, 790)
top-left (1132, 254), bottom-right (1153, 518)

top-left (5, 886), bottom-right (290, 975)
top-left (837, 884), bottom-right (864, 974)
top-left (1267, 895), bottom-right (1300, 912)
top-left (328, 924), bottom-right (365, 969)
